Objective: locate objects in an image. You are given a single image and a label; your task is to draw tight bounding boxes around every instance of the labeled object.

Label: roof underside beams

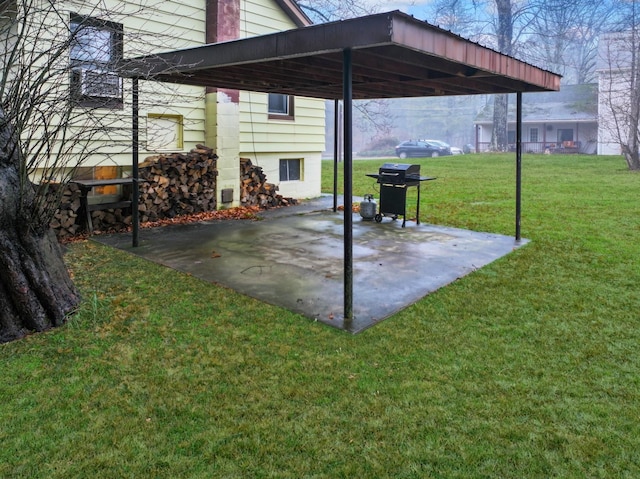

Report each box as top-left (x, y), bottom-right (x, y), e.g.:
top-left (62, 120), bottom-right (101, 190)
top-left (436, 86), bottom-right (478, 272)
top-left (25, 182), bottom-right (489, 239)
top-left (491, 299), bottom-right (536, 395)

top-left (123, 11), bottom-right (560, 100)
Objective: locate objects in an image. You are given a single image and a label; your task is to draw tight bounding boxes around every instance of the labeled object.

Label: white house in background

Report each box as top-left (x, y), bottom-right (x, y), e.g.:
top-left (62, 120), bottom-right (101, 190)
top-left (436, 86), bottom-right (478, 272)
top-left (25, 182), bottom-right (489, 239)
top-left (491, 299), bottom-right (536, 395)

top-left (597, 31), bottom-right (636, 156)
top-left (7, 0), bottom-right (325, 205)
top-left (473, 84), bottom-right (598, 154)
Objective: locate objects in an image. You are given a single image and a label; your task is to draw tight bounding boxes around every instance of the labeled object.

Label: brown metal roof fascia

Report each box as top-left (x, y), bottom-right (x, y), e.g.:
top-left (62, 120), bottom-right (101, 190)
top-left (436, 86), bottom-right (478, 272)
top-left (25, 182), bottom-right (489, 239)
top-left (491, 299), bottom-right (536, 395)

top-left (123, 10), bottom-right (560, 98)
top-left (387, 12), bottom-right (560, 93)
top-left (124, 13), bottom-right (397, 78)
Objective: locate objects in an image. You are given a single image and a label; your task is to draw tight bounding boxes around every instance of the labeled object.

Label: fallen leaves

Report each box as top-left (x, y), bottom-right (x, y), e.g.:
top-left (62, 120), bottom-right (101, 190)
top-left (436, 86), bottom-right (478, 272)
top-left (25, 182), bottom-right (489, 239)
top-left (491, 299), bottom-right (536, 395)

top-left (141, 206), bottom-right (261, 228)
top-left (60, 205), bottom-right (263, 244)
top-left (336, 204), bottom-right (361, 213)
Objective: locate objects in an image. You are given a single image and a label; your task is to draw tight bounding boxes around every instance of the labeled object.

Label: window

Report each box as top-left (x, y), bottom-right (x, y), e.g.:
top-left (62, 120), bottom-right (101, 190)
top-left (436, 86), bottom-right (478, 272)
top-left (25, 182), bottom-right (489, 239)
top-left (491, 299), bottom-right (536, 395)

top-left (557, 129), bottom-right (573, 143)
top-left (73, 166), bottom-right (123, 197)
top-left (147, 114), bottom-right (184, 151)
top-left (280, 159), bottom-right (301, 181)
top-left (70, 14), bottom-right (123, 107)
top-left (268, 93), bottom-right (294, 120)
top-left (530, 128), bottom-right (539, 143)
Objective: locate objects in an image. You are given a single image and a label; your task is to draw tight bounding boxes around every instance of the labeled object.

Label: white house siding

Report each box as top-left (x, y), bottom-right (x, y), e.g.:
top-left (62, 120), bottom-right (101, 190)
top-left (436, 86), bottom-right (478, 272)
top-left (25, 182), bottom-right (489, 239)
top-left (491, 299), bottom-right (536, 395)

top-left (474, 86), bottom-right (598, 154)
top-left (597, 32), bottom-right (631, 156)
top-left (477, 121), bottom-right (598, 151)
top-left (516, 121), bottom-right (598, 150)
top-left (80, 0), bottom-right (207, 167)
top-left (19, 0), bottom-right (324, 201)
top-left (15, 1), bottom-right (207, 171)
top-left (126, 0), bottom-right (207, 162)
top-left (239, 93), bottom-right (325, 198)
top-left (238, 0), bottom-right (325, 198)
top-left (598, 74), bottom-right (623, 155)
top-left (241, 0), bottom-right (298, 36)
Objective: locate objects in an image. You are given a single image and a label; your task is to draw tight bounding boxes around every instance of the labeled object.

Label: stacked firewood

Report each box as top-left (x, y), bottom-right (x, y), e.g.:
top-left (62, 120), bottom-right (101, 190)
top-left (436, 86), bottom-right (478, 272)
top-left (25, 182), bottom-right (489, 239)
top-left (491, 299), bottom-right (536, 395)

top-left (49, 148), bottom-right (298, 240)
top-left (48, 182), bottom-right (83, 238)
top-left (240, 158), bottom-right (296, 208)
top-left (138, 145), bottom-right (218, 222)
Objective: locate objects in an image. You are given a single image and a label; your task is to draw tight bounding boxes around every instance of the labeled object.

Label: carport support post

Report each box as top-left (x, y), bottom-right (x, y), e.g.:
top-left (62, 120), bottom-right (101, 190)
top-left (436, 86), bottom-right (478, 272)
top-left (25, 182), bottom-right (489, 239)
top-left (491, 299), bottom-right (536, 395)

top-left (343, 48), bottom-right (353, 324)
top-left (333, 99), bottom-right (339, 212)
top-left (132, 77), bottom-right (140, 248)
top-left (515, 91), bottom-right (522, 241)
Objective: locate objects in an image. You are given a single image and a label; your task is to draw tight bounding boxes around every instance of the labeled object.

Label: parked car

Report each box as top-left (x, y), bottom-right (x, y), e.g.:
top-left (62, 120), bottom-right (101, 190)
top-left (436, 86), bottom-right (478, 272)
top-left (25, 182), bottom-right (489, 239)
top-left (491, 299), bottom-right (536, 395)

top-left (395, 140), bottom-right (451, 159)
top-left (450, 146), bottom-right (464, 155)
top-left (422, 139), bottom-right (454, 156)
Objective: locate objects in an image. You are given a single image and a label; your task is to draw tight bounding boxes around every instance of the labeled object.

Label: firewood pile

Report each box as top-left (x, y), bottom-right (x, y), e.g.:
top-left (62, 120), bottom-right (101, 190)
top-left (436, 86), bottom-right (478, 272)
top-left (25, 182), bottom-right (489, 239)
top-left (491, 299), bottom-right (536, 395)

top-left (240, 158), bottom-right (297, 208)
top-left (49, 147), bottom-right (295, 240)
top-left (138, 145), bottom-right (218, 223)
top-left (49, 182), bottom-right (83, 238)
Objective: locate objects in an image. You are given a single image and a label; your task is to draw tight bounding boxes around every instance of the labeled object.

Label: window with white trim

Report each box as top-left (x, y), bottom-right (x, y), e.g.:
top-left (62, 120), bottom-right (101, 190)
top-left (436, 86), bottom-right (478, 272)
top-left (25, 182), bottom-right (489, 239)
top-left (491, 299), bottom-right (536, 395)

top-left (147, 114), bottom-right (184, 151)
top-left (280, 159), bottom-right (302, 181)
top-left (70, 14), bottom-right (123, 107)
top-left (530, 128), bottom-right (539, 142)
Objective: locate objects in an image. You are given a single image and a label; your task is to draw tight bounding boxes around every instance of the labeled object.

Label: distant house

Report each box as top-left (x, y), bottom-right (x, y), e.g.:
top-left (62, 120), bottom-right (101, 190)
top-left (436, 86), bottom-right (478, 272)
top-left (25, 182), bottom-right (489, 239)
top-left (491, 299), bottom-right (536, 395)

top-left (474, 84), bottom-right (598, 154)
top-left (4, 0), bottom-right (325, 205)
top-left (597, 31), bottom-right (636, 156)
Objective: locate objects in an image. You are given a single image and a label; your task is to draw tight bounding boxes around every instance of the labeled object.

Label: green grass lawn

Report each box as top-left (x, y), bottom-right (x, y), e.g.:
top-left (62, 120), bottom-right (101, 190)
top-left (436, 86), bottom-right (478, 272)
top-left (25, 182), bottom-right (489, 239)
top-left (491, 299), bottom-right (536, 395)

top-left (2, 153), bottom-right (640, 478)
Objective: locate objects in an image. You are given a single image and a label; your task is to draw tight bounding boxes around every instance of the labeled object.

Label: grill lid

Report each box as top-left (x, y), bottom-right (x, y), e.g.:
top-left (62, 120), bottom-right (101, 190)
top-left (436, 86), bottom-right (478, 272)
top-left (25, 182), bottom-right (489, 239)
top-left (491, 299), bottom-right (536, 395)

top-left (378, 163), bottom-right (420, 183)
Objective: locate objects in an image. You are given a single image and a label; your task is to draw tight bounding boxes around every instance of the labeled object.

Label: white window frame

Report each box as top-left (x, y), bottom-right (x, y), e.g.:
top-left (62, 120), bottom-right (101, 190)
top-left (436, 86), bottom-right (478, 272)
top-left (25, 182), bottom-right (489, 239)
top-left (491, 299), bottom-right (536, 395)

top-left (279, 158), bottom-right (302, 182)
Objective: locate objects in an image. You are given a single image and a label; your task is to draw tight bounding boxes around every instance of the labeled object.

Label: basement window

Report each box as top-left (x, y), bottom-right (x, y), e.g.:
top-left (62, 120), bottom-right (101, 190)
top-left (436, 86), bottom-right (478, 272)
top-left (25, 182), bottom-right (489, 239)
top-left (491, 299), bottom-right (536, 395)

top-left (280, 159), bottom-right (302, 182)
top-left (73, 166), bottom-right (123, 198)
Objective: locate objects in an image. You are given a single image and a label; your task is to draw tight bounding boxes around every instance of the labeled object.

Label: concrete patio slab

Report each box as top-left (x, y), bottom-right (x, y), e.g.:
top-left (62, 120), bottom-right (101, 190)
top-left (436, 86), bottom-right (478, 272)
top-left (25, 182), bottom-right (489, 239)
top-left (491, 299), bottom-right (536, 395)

top-left (95, 196), bottom-right (528, 333)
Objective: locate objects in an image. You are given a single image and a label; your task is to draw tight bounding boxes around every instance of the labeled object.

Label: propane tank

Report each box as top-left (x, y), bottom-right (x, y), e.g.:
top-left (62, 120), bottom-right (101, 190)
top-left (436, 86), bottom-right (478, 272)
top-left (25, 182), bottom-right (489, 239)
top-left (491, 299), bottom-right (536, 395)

top-left (359, 194), bottom-right (377, 221)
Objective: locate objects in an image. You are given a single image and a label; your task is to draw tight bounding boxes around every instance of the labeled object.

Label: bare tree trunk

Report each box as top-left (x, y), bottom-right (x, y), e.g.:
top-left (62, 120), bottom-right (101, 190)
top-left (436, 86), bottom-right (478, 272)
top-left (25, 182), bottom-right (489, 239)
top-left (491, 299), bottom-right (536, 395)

top-left (600, 12), bottom-right (640, 171)
top-left (491, 94), bottom-right (509, 151)
top-left (0, 112), bottom-right (79, 343)
top-left (623, 19), bottom-right (640, 171)
top-left (622, 81), bottom-right (640, 170)
top-left (490, 0), bottom-right (513, 152)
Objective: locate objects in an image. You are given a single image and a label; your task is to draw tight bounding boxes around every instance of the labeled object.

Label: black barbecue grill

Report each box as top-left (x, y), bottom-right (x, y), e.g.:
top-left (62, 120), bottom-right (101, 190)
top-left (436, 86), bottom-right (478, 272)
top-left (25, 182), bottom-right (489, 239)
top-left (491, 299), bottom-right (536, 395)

top-left (366, 163), bottom-right (436, 227)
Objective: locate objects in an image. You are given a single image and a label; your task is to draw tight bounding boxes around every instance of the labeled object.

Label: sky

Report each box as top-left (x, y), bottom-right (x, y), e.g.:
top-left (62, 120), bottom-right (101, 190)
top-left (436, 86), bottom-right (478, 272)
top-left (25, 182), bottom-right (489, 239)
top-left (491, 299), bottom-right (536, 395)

top-left (357, 0), bottom-right (435, 16)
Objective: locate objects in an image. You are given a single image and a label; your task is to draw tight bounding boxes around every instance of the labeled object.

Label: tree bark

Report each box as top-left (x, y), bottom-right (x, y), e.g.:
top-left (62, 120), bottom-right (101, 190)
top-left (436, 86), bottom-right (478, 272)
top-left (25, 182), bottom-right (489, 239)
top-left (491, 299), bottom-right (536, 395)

top-left (0, 111), bottom-right (80, 343)
top-left (490, 0), bottom-right (513, 152)
top-left (491, 93), bottom-right (509, 151)
top-left (623, 23), bottom-right (640, 171)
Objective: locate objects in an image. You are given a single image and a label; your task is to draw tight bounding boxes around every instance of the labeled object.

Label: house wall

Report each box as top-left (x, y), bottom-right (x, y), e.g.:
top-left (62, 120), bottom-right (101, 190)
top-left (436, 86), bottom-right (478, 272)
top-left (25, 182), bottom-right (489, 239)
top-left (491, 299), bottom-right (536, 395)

top-left (598, 63), bottom-right (629, 155)
top-left (24, 1), bottom-right (208, 171)
top-left (21, 0), bottom-right (324, 202)
top-left (239, 92), bottom-right (325, 197)
top-left (237, 0), bottom-right (325, 199)
top-left (475, 121), bottom-right (597, 153)
top-left (126, 0), bottom-right (207, 158)
top-left (241, 0), bottom-right (298, 34)
top-left (596, 31), bottom-right (640, 156)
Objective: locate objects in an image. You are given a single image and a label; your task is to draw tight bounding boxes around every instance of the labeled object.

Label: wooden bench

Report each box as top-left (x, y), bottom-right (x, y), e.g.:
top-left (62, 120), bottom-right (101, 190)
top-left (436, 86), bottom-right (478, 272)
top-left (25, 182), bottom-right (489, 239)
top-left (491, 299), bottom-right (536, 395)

top-left (71, 178), bottom-right (135, 233)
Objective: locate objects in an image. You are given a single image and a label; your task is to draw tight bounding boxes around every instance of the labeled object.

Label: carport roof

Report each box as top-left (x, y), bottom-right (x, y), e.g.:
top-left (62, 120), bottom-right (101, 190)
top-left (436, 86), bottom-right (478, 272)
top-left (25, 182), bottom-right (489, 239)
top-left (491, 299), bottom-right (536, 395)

top-left (122, 10), bottom-right (560, 99)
